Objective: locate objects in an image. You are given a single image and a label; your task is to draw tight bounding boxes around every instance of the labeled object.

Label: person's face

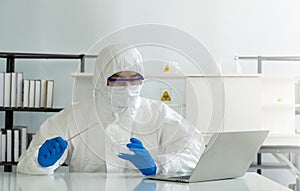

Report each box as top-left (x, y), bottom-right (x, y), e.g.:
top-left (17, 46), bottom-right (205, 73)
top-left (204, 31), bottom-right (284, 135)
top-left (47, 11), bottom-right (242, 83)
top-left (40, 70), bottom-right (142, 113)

top-left (107, 71), bottom-right (144, 86)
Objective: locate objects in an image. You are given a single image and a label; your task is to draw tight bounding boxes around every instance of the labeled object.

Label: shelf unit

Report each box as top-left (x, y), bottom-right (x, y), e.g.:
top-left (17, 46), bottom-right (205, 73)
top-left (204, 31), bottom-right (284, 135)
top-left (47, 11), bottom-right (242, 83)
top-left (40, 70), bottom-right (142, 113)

top-left (235, 55), bottom-right (300, 178)
top-left (0, 52), bottom-right (85, 172)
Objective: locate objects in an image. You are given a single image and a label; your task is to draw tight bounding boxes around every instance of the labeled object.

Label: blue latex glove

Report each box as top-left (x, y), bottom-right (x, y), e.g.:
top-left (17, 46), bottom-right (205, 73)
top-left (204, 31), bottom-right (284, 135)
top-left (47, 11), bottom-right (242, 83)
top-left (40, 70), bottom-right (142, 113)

top-left (37, 136), bottom-right (68, 167)
top-left (118, 138), bottom-right (157, 176)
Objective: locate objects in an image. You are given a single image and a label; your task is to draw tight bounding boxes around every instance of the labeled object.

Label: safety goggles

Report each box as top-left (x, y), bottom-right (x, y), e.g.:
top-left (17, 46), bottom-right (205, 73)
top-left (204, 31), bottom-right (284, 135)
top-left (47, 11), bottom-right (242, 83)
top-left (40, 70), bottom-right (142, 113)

top-left (107, 76), bottom-right (144, 86)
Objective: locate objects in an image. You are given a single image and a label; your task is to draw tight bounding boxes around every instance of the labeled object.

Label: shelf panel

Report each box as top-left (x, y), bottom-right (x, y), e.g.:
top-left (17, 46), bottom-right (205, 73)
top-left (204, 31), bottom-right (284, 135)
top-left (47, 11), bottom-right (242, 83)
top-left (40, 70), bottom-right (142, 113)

top-left (0, 162), bottom-right (18, 166)
top-left (0, 52), bottom-right (83, 59)
top-left (262, 104), bottom-right (297, 109)
top-left (0, 107), bottom-right (63, 112)
top-left (71, 72), bottom-right (93, 77)
top-left (250, 164), bottom-right (290, 169)
top-left (165, 103), bottom-right (186, 107)
top-left (0, 162), bottom-right (68, 166)
top-left (71, 73), bottom-right (187, 79)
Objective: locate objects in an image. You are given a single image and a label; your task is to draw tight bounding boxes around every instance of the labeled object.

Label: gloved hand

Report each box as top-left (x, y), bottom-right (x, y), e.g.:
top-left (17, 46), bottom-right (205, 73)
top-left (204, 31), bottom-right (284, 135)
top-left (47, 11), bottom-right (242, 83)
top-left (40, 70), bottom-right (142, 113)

top-left (37, 136), bottom-right (68, 167)
top-left (118, 137), bottom-right (157, 176)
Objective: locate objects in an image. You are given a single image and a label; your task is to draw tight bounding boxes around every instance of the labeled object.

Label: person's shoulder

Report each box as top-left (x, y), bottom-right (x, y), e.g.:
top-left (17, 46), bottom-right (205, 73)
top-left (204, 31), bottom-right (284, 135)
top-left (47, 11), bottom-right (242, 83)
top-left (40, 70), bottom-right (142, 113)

top-left (50, 100), bottom-right (90, 118)
top-left (47, 105), bottom-right (74, 120)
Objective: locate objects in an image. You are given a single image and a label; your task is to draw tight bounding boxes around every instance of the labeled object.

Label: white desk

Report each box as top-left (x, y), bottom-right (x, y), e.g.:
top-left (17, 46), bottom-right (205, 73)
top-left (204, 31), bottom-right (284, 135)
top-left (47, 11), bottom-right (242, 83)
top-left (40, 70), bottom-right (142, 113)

top-left (255, 135), bottom-right (300, 191)
top-left (0, 172), bottom-right (291, 191)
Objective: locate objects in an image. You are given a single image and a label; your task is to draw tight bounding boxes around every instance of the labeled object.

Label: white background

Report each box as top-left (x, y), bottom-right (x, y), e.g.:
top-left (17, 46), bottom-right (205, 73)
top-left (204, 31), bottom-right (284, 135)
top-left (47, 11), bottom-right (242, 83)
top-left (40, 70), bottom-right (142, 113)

top-left (1, 0), bottom-right (300, 187)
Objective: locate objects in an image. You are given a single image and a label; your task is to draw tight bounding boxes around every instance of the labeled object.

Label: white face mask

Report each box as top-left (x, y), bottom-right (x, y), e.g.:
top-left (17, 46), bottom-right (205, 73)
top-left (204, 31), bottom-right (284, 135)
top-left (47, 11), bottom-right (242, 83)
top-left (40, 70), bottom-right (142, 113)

top-left (107, 85), bottom-right (142, 108)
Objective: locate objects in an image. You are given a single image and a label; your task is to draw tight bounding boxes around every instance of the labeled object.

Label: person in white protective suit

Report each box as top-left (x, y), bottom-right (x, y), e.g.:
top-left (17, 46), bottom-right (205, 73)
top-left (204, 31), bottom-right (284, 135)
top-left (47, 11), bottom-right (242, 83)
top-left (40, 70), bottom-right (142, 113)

top-left (17, 44), bottom-right (205, 175)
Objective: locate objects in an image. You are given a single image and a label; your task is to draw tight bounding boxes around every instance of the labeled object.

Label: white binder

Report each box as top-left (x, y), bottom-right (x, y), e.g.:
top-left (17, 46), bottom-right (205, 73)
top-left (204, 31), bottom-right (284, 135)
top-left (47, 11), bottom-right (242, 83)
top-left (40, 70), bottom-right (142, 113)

top-left (16, 72), bottom-right (23, 107)
top-left (34, 80), bottom-right (41, 108)
top-left (46, 80), bottom-right (54, 108)
top-left (13, 129), bottom-right (19, 162)
top-left (29, 80), bottom-right (35, 108)
top-left (4, 73), bottom-right (11, 107)
top-left (10, 73), bottom-right (17, 107)
top-left (23, 80), bottom-right (30, 107)
top-left (0, 72), bottom-right (4, 107)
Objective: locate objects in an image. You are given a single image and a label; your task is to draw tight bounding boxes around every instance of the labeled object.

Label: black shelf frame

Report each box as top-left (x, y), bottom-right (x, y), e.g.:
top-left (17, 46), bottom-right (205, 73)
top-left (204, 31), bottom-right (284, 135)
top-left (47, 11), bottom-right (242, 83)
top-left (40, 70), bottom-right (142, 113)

top-left (0, 107), bottom-right (63, 112)
top-left (0, 52), bottom-right (86, 74)
top-left (0, 52), bottom-right (85, 172)
top-left (0, 162), bottom-right (18, 166)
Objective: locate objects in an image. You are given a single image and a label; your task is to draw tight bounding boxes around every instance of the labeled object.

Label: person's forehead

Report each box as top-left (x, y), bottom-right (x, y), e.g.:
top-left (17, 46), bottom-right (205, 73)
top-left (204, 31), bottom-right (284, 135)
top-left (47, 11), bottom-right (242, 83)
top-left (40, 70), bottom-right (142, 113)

top-left (110, 71), bottom-right (140, 78)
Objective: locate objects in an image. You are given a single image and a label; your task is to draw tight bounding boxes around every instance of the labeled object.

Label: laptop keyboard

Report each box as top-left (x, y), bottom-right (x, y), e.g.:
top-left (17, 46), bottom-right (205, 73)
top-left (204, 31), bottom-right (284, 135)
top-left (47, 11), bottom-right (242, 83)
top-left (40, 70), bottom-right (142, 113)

top-left (169, 175), bottom-right (191, 179)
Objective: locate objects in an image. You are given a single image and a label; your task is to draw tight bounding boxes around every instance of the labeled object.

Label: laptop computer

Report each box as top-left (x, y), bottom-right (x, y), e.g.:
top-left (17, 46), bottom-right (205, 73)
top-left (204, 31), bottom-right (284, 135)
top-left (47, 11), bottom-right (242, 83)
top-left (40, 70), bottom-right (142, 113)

top-left (147, 130), bottom-right (269, 183)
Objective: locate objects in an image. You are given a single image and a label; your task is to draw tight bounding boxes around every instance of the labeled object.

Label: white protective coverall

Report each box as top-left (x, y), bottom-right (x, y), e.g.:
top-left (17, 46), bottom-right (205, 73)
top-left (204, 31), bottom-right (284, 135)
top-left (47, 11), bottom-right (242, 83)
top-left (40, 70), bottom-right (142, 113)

top-left (17, 44), bottom-right (205, 175)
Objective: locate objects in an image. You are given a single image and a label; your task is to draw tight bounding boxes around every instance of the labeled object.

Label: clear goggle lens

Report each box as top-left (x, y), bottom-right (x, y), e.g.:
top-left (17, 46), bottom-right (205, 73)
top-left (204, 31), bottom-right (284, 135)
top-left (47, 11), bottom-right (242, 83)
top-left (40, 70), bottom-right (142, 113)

top-left (107, 76), bottom-right (144, 86)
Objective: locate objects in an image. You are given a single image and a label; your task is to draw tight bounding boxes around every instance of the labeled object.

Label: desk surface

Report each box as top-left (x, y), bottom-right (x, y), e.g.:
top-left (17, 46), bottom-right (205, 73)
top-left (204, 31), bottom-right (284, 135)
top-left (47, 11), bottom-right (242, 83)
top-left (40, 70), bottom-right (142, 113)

top-left (0, 172), bottom-right (291, 191)
top-left (263, 134), bottom-right (300, 146)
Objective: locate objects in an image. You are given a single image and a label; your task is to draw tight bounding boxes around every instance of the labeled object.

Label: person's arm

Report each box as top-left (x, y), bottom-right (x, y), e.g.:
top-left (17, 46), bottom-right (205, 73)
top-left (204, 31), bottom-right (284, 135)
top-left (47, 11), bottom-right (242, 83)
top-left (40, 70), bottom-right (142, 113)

top-left (153, 107), bottom-right (205, 175)
top-left (17, 110), bottom-right (69, 175)
top-left (154, 129), bottom-right (205, 175)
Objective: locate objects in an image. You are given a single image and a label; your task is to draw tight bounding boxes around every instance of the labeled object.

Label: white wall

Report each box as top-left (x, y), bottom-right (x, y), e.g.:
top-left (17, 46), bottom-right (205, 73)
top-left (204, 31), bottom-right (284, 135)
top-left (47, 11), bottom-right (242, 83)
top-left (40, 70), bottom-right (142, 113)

top-left (2, 0), bottom-right (300, 68)
top-left (1, 0), bottom-right (300, 187)
top-left (0, 0), bottom-right (217, 53)
top-left (215, 0), bottom-right (300, 73)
